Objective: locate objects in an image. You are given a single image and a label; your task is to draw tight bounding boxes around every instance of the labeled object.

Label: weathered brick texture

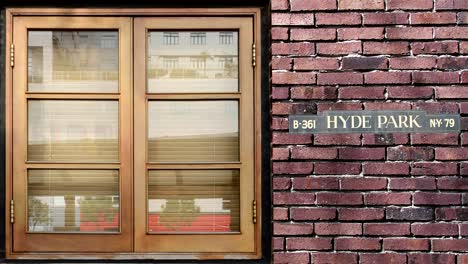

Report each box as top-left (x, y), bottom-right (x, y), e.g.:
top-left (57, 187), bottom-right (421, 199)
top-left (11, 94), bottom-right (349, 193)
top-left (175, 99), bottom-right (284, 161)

top-left (271, 0), bottom-right (468, 262)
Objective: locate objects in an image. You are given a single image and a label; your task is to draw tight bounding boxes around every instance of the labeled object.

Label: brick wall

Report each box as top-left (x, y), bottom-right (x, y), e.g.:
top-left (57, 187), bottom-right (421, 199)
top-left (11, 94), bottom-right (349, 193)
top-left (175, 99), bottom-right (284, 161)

top-left (271, 0), bottom-right (468, 263)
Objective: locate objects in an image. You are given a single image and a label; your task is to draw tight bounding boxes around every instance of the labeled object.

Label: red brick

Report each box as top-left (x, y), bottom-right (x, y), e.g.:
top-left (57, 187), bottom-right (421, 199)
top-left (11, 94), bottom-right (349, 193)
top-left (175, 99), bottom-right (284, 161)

top-left (314, 162), bottom-right (361, 175)
top-left (364, 223), bottom-right (411, 236)
top-left (274, 252), bottom-right (309, 264)
top-left (437, 57), bottom-right (468, 70)
top-left (389, 178), bottom-right (436, 190)
top-left (316, 13), bottom-right (361, 25)
top-left (293, 177), bottom-right (339, 190)
top-left (387, 27), bottom-right (433, 40)
top-left (412, 223), bottom-right (458, 236)
top-left (317, 72), bottom-right (364, 85)
top-left (387, 86), bottom-right (434, 99)
top-left (364, 41), bottom-right (410, 55)
top-left (272, 27), bottom-right (289, 40)
top-left (360, 253), bottom-right (407, 264)
top-left (294, 57), bottom-right (339, 70)
top-left (338, 208), bottom-right (385, 221)
top-left (436, 86), bottom-right (468, 99)
top-left (273, 208), bottom-right (288, 220)
top-left (272, 117), bottom-right (289, 130)
top-left (272, 42), bottom-right (315, 56)
top-left (342, 57), bottom-right (388, 70)
top-left (412, 41), bottom-right (459, 54)
top-left (316, 192), bottom-right (363, 205)
top-left (312, 253), bottom-right (357, 264)
top-left (411, 133), bottom-right (458, 145)
top-left (437, 177), bottom-right (468, 190)
top-left (291, 147), bottom-right (337, 160)
top-left (290, 0), bottom-right (337, 11)
top-left (317, 42), bottom-right (362, 55)
top-left (291, 87), bottom-right (337, 100)
top-left (273, 177), bottom-right (291, 190)
top-left (272, 13), bottom-right (314, 26)
top-left (286, 237), bottom-right (332, 250)
top-left (463, 71), bottom-right (468, 83)
top-left (436, 208), bottom-right (468, 220)
top-left (339, 148), bottom-right (386, 160)
top-left (458, 255), bottom-right (468, 264)
top-left (388, 0), bottom-right (433, 10)
top-left (273, 162), bottom-right (314, 174)
top-left (338, 0), bottom-right (384, 10)
top-left (460, 102), bottom-right (468, 113)
top-left (414, 192), bottom-right (461, 205)
top-left (273, 237), bottom-right (284, 251)
top-left (272, 87), bottom-right (289, 99)
top-left (274, 192), bottom-right (316, 205)
top-left (460, 162), bottom-right (468, 175)
top-left (340, 177), bottom-right (387, 190)
top-left (317, 102), bottom-right (363, 112)
top-left (363, 13), bottom-right (409, 25)
top-left (435, 0), bottom-right (468, 10)
top-left (384, 238), bottom-right (430, 251)
top-left (339, 86), bottom-right (386, 99)
top-left (315, 223), bottom-right (362, 235)
top-left (412, 102), bottom-right (459, 113)
top-left (272, 102), bottom-right (316, 115)
top-left (411, 12), bottom-right (457, 24)
top-left (408, 254), bottom-right (456, 264)
top-left (272, 72), bottom-right (316, 85)
top-left (290, 207), bottom-right (336, 221)
top-left (433, 239), bottom-right (468, 251)
top-left (272, 148), bottom-right (289, 160)
top-left (364, 192), bottom-right (412, 205)
top-left (336, 238), bottom-right (381, 250)
top-left (365, 72), bottom-right (411, 84)
top-left (362, 133), bottom-right (409, 145)
top-left (338, 27), bottom-right (385, 40)
top-left (314, 134), bottom-right (361, 146)
top-left (274, 222), bottom-right (314, 235)
top-left (386, 207), bottom-right (434, 220)
top-left (365, 102), bottom-right (412, 110)
top-left (460, 12), bottom-right (468, 24)
top-left (272, 57), bottom-right (292, 70)
top-left (363, 162), bottom-right (410, 175)
top-left (436, 148), bottom-right (468, 160)
top-left (462, 42), bottom-right (468, 54)
top-left (271, 0), bottom-right (288, 10)
top-left (435, 27), bottom-right (468, 39)
top-left (387, 146), bottom-right (434, 161)
top-left (290, 28), bottom-right (336, 41)
top-left (389, 57), bottom-right (437, 70)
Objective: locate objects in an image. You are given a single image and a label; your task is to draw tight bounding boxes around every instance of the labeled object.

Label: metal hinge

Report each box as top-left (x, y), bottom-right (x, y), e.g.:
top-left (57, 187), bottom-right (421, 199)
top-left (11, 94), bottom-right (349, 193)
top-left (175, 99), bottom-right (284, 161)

top-left (10, 200), bottom-right (14, 224)
top-left (252, 43), bottom-right (256, 67)
top-left (10, 44), bottom-right (14, 68)
top-left (252, 200), bottom-right (257, 224)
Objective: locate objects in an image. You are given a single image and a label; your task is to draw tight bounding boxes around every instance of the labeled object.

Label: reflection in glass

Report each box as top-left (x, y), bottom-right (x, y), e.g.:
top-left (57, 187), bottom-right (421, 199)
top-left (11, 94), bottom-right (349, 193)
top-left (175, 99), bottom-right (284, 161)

top-left (148, 170), bottom-right (240, 233)
top-left (148, 101), bottom-right (239, 163)
top-left (28, 100), bottom-right (119, 162)
top-left (28, 170), bottom-right (119, 233)
top-left (28, 31), bottom-right (118, 92)
top-left (147, 31), bottom-right (238, 93)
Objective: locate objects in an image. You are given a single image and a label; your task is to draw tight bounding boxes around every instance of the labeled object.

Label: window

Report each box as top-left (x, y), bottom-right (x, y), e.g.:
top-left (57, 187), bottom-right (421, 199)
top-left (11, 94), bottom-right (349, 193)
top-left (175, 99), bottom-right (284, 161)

top-left (190, 32), bottom-right (206, 45)
top-left (6, 9), bottom-right (262, 260)
top-left (163, 32), bottom-right (179, 45)
top-left (219, 32), bottom-right (234, 45)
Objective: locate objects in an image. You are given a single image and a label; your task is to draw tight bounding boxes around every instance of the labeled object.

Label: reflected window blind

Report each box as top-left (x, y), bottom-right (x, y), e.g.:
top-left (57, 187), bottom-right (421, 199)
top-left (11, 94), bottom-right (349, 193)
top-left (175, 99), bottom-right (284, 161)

top-left (28, 170), bottom-right (120, 233)
top-left (148, 170), bottom-right (240, 233)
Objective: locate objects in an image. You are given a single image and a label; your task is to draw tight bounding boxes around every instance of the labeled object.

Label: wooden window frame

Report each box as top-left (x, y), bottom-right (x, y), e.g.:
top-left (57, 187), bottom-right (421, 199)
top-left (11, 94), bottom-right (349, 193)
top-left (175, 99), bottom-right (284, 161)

top-left (5, 8), bottom-right (262, 260)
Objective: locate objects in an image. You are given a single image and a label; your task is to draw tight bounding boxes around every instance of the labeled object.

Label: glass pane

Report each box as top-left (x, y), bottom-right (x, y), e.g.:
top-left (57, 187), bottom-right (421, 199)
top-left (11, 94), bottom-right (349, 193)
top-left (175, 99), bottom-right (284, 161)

top-left (28, 31), bottom-right (118, 92)
top-left (28, 170), bottom-right (119, 233)
top-left (147, 31), bottom-right (238, 93)
top-left (28, 100), bottom-right (118, 162)
top-left (148, 101), bottom-right (239, 162)
top-left (148, 170), bottom-right (240, 233)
